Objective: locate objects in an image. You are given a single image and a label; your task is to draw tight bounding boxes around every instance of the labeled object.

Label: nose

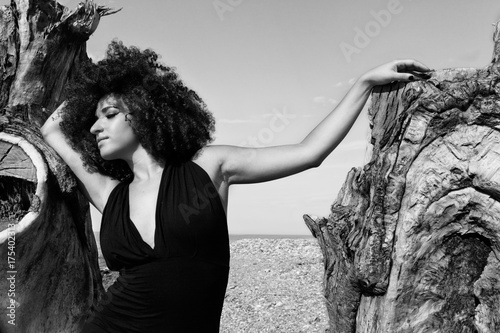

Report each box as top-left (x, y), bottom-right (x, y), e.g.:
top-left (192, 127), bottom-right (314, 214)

top-left (90, 119), bottom-right (102, 135)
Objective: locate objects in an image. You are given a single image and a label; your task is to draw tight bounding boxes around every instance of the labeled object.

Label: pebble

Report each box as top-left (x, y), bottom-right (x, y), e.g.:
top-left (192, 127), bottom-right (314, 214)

top-left (219, 238), bottom-right (329, 333)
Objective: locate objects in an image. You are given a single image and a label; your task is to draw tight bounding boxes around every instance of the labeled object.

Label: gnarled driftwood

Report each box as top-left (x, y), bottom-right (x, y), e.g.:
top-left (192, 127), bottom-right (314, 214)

top-left (0, 1), bottom-right (118, 332)
top-left (305, 20), bottom-right (500, 333)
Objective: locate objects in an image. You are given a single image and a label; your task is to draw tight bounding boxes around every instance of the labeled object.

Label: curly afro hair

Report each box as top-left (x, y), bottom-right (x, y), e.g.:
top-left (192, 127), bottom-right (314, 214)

top-left (60, 40), bottom-right (216, 181)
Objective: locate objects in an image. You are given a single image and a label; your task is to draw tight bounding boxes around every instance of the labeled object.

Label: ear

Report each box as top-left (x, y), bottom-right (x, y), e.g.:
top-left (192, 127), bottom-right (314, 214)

top-left (124, 112), bottom-right (134, 124)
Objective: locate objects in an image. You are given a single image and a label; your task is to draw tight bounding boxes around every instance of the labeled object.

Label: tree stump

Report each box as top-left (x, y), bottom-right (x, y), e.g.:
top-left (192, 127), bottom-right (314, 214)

top-left (305, 21), bottom-right (500, 333)
top-left (0, 1), bottom-right (117, 332)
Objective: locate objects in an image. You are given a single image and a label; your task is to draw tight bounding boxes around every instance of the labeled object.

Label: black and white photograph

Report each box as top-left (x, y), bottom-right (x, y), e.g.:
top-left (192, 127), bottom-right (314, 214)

top-left (1, 0), bottom-right (500, 332)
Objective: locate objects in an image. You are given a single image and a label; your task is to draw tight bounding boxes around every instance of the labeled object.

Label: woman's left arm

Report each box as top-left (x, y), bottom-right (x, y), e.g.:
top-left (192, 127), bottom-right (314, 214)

top-left (209, 59), bottom-right (430, 185)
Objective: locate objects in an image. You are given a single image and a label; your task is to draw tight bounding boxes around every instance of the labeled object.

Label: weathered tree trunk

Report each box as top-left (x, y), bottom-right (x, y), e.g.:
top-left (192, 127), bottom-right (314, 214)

top-left (0, 1), bottom-right (116, 332)
top-left (305, 21), bottom-right (500, 333)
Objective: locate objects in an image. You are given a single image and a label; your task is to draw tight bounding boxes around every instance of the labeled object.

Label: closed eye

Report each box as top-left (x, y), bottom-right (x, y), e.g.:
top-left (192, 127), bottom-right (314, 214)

top-left (106, 113), bottom-right (118, 119)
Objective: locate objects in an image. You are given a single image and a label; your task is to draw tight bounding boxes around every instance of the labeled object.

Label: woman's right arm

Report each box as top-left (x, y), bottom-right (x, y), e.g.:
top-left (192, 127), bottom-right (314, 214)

top-left (41, 102), bottom-right (119, 213)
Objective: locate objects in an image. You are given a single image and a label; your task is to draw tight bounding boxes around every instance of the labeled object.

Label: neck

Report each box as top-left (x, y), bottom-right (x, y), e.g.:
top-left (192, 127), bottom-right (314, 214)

top-left (124, 146), bottom-right (164, 182)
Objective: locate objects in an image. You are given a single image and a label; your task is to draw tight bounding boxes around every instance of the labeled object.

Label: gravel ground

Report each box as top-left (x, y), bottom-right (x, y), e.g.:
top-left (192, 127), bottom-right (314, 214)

top-left (100, 238), bottom-right (329, 332)
top-left (220, 238), bottom-right (328, 332)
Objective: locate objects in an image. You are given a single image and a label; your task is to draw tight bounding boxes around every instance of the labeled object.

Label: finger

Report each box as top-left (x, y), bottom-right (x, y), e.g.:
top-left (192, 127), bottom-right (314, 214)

top-left (391, 72), bottom-right (416, 82)
top-left (390, 71), bottom-right (430, 82)
top-left (410, 71), bottom-right (433, 80)
top-left (396, 71), bottom-right (434, 82)
top-left (395, 59), bottom-right (432, 73)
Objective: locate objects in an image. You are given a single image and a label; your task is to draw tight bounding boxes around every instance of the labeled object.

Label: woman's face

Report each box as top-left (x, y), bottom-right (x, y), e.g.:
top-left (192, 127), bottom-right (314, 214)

top-left (90, 94), bottom-right (140, 161)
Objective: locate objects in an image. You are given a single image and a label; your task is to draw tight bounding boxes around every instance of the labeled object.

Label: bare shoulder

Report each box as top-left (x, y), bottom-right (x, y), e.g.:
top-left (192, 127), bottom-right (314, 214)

top-left (191, 145), bottom-right (224, 174)
top-left (192, 145), bottom-right (230, 186)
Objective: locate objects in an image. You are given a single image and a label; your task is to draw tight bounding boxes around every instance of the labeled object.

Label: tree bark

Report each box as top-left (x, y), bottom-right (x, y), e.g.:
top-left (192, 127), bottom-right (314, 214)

top-left (305, 20), bottom-right (500, 333)
top-left (0, 1), bottom-right (116, 332)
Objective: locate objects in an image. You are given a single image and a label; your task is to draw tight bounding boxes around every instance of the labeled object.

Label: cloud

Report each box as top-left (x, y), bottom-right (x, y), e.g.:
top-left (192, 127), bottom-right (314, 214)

top-left (313, 96), bottom-right (339, 106)
top-left (332, 79), bottom-right (355, 88)
top-left (313, 96), bottom-right (326, 104)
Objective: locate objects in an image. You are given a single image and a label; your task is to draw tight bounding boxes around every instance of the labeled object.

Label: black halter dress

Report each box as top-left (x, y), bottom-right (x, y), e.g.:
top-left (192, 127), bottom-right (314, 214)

top-left (82, 161), bottom-right (229, 332)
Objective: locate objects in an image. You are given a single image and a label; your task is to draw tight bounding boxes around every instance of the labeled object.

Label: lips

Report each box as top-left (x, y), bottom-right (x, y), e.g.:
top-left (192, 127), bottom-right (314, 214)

top-left (97, 137), bottom-right (108, 144)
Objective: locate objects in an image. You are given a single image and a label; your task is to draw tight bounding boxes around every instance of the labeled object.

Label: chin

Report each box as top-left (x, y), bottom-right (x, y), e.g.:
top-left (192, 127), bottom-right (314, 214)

top-left (99, 148), bottom-right (128, 162)
top-left (99, 150), bottom-right (118, 161)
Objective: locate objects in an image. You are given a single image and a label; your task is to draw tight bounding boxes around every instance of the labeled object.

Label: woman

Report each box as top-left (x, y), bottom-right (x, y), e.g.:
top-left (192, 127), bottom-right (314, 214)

top-left (41, 41), bottom-right (430, 332)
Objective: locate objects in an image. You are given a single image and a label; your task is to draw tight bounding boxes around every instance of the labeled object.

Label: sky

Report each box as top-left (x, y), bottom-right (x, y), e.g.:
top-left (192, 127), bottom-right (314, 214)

top-left (13, 0), bottom-right (500, 235)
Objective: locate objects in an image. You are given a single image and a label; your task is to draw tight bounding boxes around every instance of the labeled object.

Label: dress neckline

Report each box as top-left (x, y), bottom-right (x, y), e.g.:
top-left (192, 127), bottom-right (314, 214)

top-left (125, 166), bottom-right (167, 252)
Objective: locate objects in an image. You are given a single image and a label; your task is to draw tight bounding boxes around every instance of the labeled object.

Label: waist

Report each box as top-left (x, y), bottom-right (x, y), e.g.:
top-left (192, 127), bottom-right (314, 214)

top-left (110, 258), bottom-right (229, 303)
top-left (108, 251), bottom-right (228, 271)
top-left (95, 256), bottom-right (229, 330)
top-left (119, 255), bottom-right (229, 275)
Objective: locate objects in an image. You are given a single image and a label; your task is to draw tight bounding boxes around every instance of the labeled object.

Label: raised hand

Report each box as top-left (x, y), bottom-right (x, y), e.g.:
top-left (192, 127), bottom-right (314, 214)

top-left (359, 59), bottom-right (432, 87)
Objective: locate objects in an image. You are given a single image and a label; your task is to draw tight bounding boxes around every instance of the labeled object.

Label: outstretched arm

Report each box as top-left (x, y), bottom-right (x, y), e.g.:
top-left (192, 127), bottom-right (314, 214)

top-left (209, 59), bottom-right (430, 185)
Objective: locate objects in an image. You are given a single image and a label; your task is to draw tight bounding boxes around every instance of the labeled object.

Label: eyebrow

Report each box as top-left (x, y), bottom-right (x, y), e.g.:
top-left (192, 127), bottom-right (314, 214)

top-left (95, 105), bottom-right (119, 118)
